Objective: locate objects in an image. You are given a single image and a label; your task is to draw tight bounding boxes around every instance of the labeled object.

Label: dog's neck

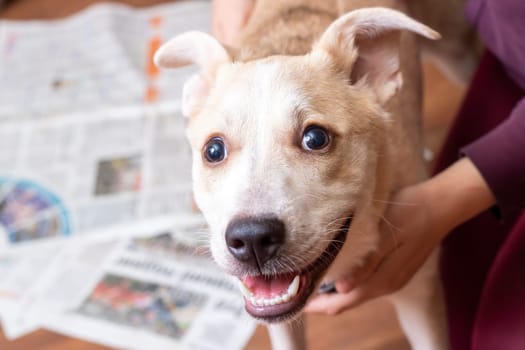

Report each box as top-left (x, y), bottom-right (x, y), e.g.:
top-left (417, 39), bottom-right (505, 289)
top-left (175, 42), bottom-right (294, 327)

top-left (235, 4), bottom-right (337, 61)
top-left (233, 0), bottom-right (407, 62)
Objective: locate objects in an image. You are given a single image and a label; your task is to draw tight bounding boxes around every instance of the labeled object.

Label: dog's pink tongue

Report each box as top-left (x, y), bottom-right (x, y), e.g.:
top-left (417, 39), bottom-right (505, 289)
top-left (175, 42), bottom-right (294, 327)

top-left (243, 274), bottom-right (295, 298)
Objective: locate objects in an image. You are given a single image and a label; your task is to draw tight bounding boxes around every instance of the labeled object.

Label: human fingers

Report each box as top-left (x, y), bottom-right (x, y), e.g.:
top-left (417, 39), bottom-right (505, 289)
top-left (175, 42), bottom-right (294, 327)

top-left (334, 250), bottom-right (384, 293)
top-left (313, 259), bottom-right (405, 315)
top-left (304, 289), bottom-right (368, 315)
top-left (306, 230), bottom-right (400, 317)
top-left (351, 236), bottom-right (432, 301)
top-left (304, 240), bottom-right (410, 315)
top-left (305, 261), bottom-right (403, 316)
top-left (304, 253), bottom-right (389, 315)
top-left (336, 224), bottom-right (401, 293)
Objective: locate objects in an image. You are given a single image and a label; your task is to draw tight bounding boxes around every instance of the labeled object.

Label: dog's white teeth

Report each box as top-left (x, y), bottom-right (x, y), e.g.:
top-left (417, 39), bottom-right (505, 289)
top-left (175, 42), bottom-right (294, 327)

top-left (238, 280), bottom-right (253, 299)
top-left (273, 295), bottom-right (283, 304)
top-left (287, 275), bottom-right (300, 297)
top-left (281, 293), bottom-right (291, 302)
top-left (241, 275), bottom-right (301, 307)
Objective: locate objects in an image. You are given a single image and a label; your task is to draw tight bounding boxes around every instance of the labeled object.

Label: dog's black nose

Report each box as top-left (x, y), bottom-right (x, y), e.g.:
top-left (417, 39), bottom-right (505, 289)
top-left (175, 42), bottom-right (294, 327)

top-left (225, 217), bottom-right (285, 267)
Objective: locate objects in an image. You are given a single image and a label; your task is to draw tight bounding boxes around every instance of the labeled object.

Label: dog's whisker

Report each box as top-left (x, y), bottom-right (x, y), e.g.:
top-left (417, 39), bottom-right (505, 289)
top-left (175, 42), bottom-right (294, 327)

top-left (371, 198), bottom-right (420, 206)
top-left (368, 210), bottom-right (401, 250)
top-left (378, 214), bottom-right (400, 247)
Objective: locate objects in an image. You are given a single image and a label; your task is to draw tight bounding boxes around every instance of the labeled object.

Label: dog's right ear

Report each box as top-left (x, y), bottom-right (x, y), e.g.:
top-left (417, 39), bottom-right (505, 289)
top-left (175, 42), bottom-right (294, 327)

top-left (154, 31), bottom-right (232, 117)
top-left (312, 7), bottom-right (440, 105)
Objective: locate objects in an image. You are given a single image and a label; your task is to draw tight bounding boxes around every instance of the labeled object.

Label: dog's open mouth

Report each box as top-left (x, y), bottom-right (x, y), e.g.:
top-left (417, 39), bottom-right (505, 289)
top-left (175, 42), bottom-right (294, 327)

top-left (236, 215), bottom-right (353, 322)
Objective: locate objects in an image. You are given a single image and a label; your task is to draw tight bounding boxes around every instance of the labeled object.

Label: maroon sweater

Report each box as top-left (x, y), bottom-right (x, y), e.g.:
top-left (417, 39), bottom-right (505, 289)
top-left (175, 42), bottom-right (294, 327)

top-left (438, 2), bottom-right (525, 349)
top-left (462, 0), bottom-right (525, 218)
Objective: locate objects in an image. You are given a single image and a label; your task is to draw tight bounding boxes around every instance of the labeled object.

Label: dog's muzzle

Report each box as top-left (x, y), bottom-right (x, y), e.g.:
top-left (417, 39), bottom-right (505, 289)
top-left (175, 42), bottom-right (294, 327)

top-left (226, 214), bottom-right (353, 322)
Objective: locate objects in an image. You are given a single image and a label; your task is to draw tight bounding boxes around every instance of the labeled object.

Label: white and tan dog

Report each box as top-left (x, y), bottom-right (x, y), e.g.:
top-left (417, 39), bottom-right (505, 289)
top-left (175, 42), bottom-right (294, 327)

top-left (155, 1), bottom-right (450, 349)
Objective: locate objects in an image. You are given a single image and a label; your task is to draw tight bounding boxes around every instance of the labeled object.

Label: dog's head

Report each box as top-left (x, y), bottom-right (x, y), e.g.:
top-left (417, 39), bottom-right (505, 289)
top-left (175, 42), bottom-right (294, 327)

top-left (156, 8), bottom-right (438, 322)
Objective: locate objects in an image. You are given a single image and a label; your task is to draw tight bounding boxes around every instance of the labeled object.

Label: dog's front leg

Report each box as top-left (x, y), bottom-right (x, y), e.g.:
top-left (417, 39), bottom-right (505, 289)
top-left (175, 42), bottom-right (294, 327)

top-left (268, 314), bottom-right (306, 350)
top-left (389, 250), bottom-right (450, 350)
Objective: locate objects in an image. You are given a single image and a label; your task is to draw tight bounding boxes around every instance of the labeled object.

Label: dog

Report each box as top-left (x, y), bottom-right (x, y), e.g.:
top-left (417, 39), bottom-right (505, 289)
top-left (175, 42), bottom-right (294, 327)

top-left (155, 1), bottom-right (451, 349)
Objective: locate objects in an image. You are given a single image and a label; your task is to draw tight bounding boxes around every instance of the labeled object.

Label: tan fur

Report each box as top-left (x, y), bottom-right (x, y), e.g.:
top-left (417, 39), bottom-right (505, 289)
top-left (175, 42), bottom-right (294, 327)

top-left (155, 2), bottom-right (454, 349)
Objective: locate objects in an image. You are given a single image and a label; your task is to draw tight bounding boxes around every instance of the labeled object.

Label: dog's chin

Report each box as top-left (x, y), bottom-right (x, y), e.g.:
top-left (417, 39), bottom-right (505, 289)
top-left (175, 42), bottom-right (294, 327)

top-left (236, 215), bottom-right (353, 323)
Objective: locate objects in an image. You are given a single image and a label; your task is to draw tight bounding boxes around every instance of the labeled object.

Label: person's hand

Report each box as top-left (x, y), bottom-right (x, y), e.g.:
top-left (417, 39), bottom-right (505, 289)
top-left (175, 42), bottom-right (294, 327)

top-left (305, 157), bottom-right (496, 315)
top-left (211, 0), bottom-right (255, 47)
top-left (305, 184), bottom-right (440, 314)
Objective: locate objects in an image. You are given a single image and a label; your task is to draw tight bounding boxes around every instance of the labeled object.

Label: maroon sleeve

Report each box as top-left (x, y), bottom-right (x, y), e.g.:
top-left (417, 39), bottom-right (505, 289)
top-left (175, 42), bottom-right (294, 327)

top-left (462, 98), bottom-right (525, 217)
top-left (466, 0), bottom-right (525, 91)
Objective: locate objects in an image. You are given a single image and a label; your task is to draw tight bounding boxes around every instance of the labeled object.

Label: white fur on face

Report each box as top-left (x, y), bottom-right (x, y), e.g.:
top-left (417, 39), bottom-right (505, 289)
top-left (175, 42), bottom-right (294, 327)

top-left (187, 54), bottom-right (387, 277)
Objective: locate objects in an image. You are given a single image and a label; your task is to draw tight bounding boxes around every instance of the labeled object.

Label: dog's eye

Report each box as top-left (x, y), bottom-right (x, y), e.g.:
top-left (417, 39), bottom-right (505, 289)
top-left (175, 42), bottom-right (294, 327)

top-left (302, 126), bottom-right (330, 151)
top-left (204, 137), bottom-right (227, 163)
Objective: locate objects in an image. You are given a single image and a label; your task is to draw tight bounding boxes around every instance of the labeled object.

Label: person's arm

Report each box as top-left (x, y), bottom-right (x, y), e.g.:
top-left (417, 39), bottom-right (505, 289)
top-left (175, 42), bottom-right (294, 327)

top-left (211, 0), bottom-right (255, 46)
top-left (306, 87), bottom-right (525, 314)
top-left (306, 157), bottom-right (496, 314)
top-left (461, 98), bottom-right (525, 219)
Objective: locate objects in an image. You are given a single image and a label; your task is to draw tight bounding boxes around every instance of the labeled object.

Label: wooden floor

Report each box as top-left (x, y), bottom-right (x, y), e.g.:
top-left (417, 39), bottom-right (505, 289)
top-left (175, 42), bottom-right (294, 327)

top-left (0, 1), bottom-right (465, 349)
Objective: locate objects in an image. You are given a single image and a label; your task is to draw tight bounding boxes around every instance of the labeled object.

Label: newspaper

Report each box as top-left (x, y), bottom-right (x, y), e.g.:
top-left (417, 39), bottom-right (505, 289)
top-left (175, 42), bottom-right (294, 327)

top-left (12, 223), bottom-right (255, 350)
top-left (0, 240), bottom-right (61, 338)
top-left (0, 1), bottom-right (207, 119)
top-left (0, 1), bottom-right (212, 248)
top-left (0, 103), bottom-right (198, 249)
top-left (0, 1), bottom-right (257, 348)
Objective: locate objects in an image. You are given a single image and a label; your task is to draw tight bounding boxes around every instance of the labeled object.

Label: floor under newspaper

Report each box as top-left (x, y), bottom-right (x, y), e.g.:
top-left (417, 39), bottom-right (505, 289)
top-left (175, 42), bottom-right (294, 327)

top-left (0, 0), bottom-right (466, 349)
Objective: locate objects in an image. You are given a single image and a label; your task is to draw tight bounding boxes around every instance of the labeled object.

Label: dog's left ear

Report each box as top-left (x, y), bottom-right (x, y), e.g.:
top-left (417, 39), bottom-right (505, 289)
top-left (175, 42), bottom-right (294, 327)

top-left (313, 7), bottom-right (440, 104)
top-left (154, 31), bottom-right (232, 117)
